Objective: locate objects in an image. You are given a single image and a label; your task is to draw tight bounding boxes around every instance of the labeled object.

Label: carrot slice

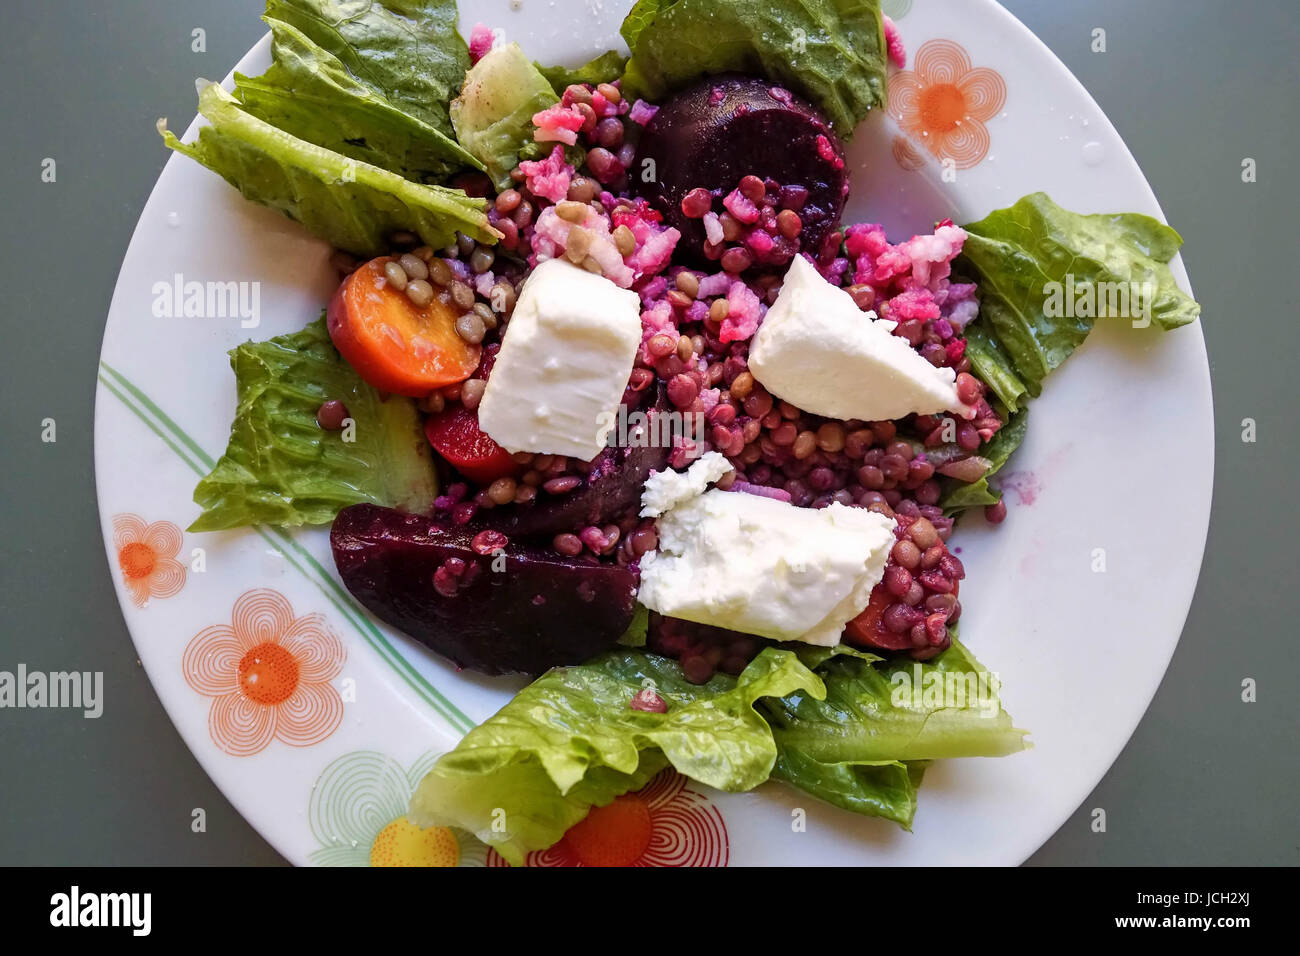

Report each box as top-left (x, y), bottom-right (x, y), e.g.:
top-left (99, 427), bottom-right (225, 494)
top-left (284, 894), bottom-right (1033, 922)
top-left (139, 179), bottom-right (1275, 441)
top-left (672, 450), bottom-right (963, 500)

top-left (327, 257), bottom-right (480, 397)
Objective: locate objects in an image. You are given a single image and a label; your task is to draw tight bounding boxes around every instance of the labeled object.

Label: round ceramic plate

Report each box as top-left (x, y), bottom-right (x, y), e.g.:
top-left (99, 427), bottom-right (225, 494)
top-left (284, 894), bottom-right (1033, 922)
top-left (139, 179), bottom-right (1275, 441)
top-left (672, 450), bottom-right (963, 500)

top-left (95, 0), bottom-right (1212, 867)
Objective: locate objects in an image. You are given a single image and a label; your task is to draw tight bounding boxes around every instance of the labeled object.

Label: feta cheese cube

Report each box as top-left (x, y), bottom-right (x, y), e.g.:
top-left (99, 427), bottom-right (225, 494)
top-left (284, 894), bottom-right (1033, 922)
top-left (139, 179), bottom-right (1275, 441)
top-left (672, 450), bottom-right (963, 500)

top-left (638, 487), bottom-right (896, 647)
top-left (748, 255), bottom-right (962, 421)
top-left (478, 259), bottom-right (642, 461)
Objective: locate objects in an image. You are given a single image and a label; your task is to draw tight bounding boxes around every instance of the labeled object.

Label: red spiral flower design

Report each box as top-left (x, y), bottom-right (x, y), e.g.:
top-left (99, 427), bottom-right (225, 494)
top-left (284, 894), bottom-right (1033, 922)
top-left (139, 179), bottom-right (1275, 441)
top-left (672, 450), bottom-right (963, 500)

top-left (485, 771), bottom-right (729, 867)
top-left (182, 589), bottom-right (346, 756)
top-left (112, 514), bottom-right (186, 608)
top-left (888, 39), bottom-right (1006, 170)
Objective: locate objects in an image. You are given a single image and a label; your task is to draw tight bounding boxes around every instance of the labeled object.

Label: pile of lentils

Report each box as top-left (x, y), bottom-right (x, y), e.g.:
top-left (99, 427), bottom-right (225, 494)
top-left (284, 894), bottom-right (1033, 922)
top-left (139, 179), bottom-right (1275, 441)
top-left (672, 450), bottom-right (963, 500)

top-left (321, 77), bottom-right (1009, 682)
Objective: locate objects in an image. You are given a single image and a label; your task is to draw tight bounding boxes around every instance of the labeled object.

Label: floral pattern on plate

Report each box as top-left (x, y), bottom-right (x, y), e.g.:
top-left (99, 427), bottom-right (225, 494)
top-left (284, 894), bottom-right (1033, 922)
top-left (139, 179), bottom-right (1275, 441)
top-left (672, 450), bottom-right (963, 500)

top-left (486, 771), bottom-right (729, 867)
top-left (889, 38), bottom-right (1006, 169)
top-left (182, 589), bottom-right (346, 756)
top-left (112, 514), bottom-right (186, 608)
top-left (308, 750), bottom-right (487, 867)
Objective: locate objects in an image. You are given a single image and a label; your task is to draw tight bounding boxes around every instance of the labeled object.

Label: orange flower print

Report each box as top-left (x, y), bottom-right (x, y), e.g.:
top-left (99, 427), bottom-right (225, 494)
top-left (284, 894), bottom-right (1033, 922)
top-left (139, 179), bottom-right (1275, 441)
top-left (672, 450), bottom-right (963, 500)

top-left (112, 514), bottom-right (186, 608)
top-left (182, 589), bottom-right (346, 756)
top-left (487, 771), bottom-right (729, 867)
top-left (888, 39), bottom-right (1006, 170)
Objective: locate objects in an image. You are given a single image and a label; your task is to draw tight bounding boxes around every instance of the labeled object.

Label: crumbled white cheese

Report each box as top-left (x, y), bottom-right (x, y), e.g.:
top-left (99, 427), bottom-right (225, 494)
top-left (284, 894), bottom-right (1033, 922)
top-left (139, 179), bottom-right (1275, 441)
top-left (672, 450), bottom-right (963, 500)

top-left (478, 259), bottom-right (641, 461)
top-left (748, 255), bottom-right (962, 421)
top-left (638, 486), bottom-right (896, 647)
top-left (640, 452), bottom-right (736, 518)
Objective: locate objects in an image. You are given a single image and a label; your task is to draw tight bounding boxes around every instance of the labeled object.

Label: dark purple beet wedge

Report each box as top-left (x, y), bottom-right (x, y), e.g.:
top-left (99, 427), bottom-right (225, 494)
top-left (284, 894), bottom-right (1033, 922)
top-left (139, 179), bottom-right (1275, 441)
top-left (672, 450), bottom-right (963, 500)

top-left (474, 438), bottom-right (669, 538)
top-left (332, 504), bottom-right (639, 675)
top-left (632, 74), bottom-right (849, 263)
top-left (472, 392), bottom-right (672, 539)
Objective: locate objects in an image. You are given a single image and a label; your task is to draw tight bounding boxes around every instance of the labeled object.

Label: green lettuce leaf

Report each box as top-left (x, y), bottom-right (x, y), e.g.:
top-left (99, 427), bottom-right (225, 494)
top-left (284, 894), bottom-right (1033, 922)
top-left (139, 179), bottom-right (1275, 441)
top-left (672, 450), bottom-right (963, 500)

top-left (959, 192), bottom-right (1200, 407)
top-left (760, 640), bottom-right (1029, 764)
top-left (616, 604), bottom-right (650, 647)
top-left (944, 193), bottom-right (1200, 511)
top-left (771, 752), bottom-right (927, 828)
top-left (761, 640), bottom-right (1025, 827)
top-left (537, 51), bottom-right (629, 93)
top-left (160, 81), bottom-right (496, 256)
top-left (190, 318), bottom-right (438, 531)
top-left (963, 322), bottom-right (1029, 414)
top-left (409, 648), bottom-right (824, 865)
top-left (450, 42), bottom-right (564, 190)
top-left (619, 0), bottom-right (888, 135)
top-left (791, 642), bottom-right (882, 670)
top-left (233, 15), bottom-right (482, 184)
top-left (262, 0), bottom-right (468, 137)
top-left (940, 408), bottom-right (1029, 513)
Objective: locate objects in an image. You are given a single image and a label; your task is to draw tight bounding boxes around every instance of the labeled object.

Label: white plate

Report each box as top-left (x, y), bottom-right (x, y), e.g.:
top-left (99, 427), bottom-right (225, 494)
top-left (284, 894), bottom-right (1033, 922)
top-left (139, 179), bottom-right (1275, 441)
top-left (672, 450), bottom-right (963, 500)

top-left (94, 0), bottom-right (1212, 866)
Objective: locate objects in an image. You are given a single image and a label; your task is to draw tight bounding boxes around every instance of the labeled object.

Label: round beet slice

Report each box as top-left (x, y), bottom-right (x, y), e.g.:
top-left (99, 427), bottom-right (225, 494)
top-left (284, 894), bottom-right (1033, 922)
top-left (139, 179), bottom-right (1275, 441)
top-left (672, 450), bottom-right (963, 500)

top-left (632, 75), bottom-right (849, 264)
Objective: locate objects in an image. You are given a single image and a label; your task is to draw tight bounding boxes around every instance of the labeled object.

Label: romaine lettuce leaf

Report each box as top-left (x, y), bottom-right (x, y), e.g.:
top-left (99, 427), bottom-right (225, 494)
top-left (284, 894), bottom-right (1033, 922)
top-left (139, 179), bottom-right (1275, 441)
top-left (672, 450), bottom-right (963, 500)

top-left (409, 647), bottom-right (824, 865)
top-left (616, 604), bottom-right (650, 647)
top-left (963, 322), bottom-right (1030, 414)
top-left (772, 751), bottom-right (927, 828)
top-left (791, 642), bottom-right (882, 670)
top-left (160, 81), bottom-right (496, 256)
top-left (261, 0), bottom-right (469, 137)
top-left (234, 15), bottom-right (482, 184)
top-left (537, 51), bottom-right (629, 94)
top-left (450, 42), bottom-right (564, 190)
top-left (190, 318), bottom-right (438, 531)
top-left (619, 0), bottom-right (888, 135)
top-left (959, 192), bottom-right (1200, 407)
top-left (412, 639), bottom-right (1026, 861)
top-left (760, 640), bottom-right (1029, 764)
top-left (940, 408), bottom-right (1029, 513)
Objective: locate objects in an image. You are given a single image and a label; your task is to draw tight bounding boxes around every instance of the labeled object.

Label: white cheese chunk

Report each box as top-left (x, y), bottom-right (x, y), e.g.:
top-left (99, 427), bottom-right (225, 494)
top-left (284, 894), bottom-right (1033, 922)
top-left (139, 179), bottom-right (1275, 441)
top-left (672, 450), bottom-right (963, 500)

top-left (748, 255), bottom-right (962, 421)
top-left (640, 452), bottom-right (735, 518)
top-left (478, 258), bottom-right (641, 461)
top-left (638, 488), bottom-right (896, 647)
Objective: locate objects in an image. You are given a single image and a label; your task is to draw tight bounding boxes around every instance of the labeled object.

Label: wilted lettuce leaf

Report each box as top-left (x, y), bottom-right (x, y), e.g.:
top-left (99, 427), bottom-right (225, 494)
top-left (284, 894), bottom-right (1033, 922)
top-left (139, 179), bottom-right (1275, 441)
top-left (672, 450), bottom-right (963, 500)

top-left (409, 648), bottom-right (824, 865)
top-left (940, 408), bottom-right (1029, 513)
top-left (450, 43), bottom-right (564, 190)
top-left (160, 82), bottom-right (496, 256)
top-left (760, 640), bottom-right (1029, 764)
top-left (190, 318), bottom-right (438, 531)
top-left (537, 51), bottom-right (629, 93)
top-left (262, 0), bottom-right (469, 137)
top-left (233, 15), bottom-right (482, 184)
top-left (619, 0), bottom-right (888, 135)
top-left (959, 192), bottom-right (1200, 409)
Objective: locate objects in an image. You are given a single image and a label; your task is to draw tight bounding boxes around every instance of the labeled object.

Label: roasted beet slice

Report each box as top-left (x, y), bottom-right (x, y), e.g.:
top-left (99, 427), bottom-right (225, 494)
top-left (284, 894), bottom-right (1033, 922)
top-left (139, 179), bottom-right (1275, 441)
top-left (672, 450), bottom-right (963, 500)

top-left (332, 504), bottom-right (638, 675)
top-left (475, 438), bottom-right (669, 538)
top-left (472, 393), bottom-right (672, 539)
top-left (632, 75), bottom-right (849, 263)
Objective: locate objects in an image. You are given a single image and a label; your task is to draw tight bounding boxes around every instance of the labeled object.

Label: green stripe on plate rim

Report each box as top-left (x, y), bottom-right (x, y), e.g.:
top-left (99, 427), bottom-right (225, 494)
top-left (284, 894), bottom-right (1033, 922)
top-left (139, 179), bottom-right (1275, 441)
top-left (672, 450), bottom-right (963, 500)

top-left (98, 361), bottom-right (476, 736)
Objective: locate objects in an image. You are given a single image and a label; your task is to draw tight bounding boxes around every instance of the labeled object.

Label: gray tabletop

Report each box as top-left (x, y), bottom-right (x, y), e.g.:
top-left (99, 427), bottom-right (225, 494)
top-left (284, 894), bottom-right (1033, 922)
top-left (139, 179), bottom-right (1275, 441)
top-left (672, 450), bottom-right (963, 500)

top-left (0, 0), bottom-right (1294, 866)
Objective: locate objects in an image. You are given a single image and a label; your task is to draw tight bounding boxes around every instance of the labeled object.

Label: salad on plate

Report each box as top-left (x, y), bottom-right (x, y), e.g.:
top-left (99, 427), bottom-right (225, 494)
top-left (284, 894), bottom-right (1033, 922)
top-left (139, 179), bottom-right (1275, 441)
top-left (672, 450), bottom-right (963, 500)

top-left (158, 0), bottom-right (1201, 865)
